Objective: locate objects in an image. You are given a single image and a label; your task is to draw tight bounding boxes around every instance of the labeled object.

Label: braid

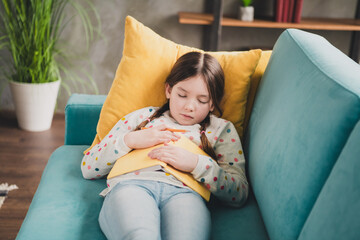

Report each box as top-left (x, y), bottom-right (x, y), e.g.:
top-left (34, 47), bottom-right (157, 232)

top-left (200, 115), bottom-right (217, 160)
top-left (134, 102), bottom-right (170, 131)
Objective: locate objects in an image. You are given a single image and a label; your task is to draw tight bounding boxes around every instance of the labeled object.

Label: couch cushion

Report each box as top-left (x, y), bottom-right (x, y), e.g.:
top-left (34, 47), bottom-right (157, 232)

top-left (244, 29), bottom-right (360, 240)
top-left (16, 145), bottom-right (107, 240)
top-left (210, 190), bottom-right (269, 240)
top-left (65, 94), bottom-right (106, 145)
top-left (298, 120), bottom-right (360, 240)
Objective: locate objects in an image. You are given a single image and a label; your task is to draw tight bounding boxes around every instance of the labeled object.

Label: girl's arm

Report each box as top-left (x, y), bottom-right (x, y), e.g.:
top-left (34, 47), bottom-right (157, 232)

top-left (80, 107), bottom-right (156, 179)
top-left (81, 107), bottom-right (180, 179)
top-left (191, 121), bottom-right (249, 207)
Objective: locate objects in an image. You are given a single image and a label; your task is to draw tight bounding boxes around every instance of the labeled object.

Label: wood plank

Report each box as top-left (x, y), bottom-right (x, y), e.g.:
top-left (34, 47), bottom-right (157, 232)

top-left (0, 111), bottom-right (65, 239)
top-left (179, 12), bottom-right (360, 31)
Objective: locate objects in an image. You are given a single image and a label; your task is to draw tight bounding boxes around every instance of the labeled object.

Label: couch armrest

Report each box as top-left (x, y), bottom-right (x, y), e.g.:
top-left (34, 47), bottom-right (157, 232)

top-left (64, 94), bottom-right (106, 145)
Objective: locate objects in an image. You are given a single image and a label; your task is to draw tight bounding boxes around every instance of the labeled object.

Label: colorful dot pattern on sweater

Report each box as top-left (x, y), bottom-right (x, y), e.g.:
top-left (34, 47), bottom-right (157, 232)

top-left (80, 107), bottom-right (248, 207)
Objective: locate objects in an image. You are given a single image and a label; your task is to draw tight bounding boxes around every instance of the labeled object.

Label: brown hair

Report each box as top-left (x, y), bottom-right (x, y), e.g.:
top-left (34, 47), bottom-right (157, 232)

top-left (135, 52), bottom-right (225, 160)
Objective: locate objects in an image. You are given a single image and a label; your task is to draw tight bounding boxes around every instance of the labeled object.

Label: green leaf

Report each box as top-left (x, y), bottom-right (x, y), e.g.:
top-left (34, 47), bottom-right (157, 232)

top-left (0, 0), bottom-right (100, 92)
top-left (242, 0), bottom-right (253, 7)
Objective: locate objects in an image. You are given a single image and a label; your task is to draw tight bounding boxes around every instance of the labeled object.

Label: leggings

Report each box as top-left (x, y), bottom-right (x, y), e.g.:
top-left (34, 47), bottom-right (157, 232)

top-left (98, 179), bottom-right (211, 240)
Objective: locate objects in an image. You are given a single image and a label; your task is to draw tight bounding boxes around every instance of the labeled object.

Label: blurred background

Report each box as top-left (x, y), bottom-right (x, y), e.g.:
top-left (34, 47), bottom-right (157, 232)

top-left (0, 0), bottom-right (358, 113)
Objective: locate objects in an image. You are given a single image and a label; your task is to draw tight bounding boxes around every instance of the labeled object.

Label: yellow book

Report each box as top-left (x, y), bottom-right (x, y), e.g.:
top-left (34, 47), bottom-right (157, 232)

top-left (108, 135), bottom-right (211, 201)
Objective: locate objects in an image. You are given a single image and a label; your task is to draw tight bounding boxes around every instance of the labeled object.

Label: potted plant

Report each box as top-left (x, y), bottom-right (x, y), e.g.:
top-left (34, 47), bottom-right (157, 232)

top-left (238, 0), bottom-right (254, 22)
top-left (0, 0), bottom-right (99, 131)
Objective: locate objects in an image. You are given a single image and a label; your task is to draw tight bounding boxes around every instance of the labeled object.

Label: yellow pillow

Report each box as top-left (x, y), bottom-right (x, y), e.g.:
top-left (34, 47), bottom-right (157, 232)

top-left (243, 50), bottom-right (272, 134)
top-left (86, 16), bottom-right (261, 152)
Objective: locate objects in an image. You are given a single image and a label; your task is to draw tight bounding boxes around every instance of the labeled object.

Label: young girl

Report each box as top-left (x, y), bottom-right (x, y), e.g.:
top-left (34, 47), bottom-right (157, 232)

top-left (81, 52), bottom-right (249, 240)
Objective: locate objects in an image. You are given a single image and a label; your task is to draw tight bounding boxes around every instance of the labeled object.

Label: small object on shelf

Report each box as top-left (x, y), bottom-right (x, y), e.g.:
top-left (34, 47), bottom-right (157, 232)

top-left (282, 0), bottom-right (289, 22)
top-left (275, 0), bottom-right (284, 22)
top-left (178, 12), bottom-right (360, 31)
top-left (275, 0), bottom-right (303, 23)
top-left (287, 0), bottom-right (295, 22)
top-left (238, 0), bottom-right (254, 22)
top-left (239, 6), bottom-right (254, 21)
top-left (178, 6), bottom-right (360, 62)
top-left (293, 0), bottom-right (304, 23)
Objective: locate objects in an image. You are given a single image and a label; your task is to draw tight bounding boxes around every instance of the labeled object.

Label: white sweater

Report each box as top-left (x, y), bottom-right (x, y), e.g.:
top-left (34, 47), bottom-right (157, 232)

top-left (81, 107), bottom-right (249, 207)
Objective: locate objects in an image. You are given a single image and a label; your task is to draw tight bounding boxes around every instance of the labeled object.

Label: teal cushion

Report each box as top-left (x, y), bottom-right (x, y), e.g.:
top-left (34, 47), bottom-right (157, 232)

top-left (298, 120), bottom-right (360, 240)
top-left (16, 145), bottom-right (107, 240)
top-left (65, 94), bottom-right (106, 145)
top-left (245, 29), bottom-right (360, 240)
top-left (210, 191), bottom-right (269, 240)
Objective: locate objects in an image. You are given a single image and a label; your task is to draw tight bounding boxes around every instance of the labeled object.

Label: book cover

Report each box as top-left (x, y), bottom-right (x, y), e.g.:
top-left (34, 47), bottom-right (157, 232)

top-left (288, 0), bottom-right (295, 22)
top-left (275, 0), bottom-right (284, 22)
top-left (108, 135), bottom-right (211, 201)
top-left (282, 0), bottom-right (289, 22)
top-left (293, 0), bottom-right (304, 23)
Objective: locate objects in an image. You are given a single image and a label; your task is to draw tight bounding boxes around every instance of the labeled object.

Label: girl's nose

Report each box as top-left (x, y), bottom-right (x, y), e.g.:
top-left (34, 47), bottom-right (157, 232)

top-left (184, 99), bottom-right (195, 111)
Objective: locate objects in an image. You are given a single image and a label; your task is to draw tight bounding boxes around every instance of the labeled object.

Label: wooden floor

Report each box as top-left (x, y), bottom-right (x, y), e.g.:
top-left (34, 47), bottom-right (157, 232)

top-left (0, 111), bottom-right (65, 240)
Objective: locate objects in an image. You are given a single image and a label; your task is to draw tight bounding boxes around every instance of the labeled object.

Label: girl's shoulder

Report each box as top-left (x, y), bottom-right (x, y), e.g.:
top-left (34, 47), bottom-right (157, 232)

top-left (127, 106), bottom-right (159, 117)
top-left (209, 114), bottom-right (233, 127)
top-left (208, 114), bottom-right (237, 134)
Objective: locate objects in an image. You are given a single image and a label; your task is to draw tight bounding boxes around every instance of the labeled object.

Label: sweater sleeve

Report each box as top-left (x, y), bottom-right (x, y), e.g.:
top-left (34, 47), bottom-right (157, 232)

top-left (191, 121), bottom-right (249, 207)
top-left (81, 107), bottom-right (156, 179)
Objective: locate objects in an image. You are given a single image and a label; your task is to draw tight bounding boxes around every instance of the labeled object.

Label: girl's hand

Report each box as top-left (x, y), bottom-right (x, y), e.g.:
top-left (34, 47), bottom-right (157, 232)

top-left (148, 144), bottom-right (199, 172)
top-left (124, 125), bottom-right (180, 149)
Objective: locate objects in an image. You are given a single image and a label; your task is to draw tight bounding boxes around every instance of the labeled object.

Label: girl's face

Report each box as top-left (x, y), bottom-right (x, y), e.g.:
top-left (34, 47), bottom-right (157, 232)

top-left (165, 75), bottom-right (214, 125)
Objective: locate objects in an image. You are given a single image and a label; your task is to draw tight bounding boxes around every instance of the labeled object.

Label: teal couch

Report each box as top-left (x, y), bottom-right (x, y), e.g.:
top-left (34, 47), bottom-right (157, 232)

top-left (16, 29), bottom-right (360, 240)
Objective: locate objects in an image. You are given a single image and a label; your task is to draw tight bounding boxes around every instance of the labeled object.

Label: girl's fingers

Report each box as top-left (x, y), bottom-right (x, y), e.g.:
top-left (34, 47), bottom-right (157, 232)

top-left (154, 152), bottom-right (175, 165)
top-left (149, 146), bottom-right (165, 155)
top-left (170, 132), bottom-right (181, 139)
top-left (154, 124), bottom-right (169, 131)
top-left (169, 132), bottom-right (181, 139)
top-left (148, 146), bottom-right (171, 157)
top-left (159, 133), bottom-right (179, 143)
top-left (152, 125), bottom-right (181, 137)
top-left (157, 139), bottom-right (170, 145)
top-left (157, 157), bottom-right (174, 165)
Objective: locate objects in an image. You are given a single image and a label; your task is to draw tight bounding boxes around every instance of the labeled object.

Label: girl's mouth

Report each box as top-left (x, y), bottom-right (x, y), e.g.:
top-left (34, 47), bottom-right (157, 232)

top-left (181, 114), bottom-right (193, 119)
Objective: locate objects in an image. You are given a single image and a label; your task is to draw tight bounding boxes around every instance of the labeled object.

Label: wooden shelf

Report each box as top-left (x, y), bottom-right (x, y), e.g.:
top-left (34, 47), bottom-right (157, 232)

top-left (179, 12), bottom-right (360, 31)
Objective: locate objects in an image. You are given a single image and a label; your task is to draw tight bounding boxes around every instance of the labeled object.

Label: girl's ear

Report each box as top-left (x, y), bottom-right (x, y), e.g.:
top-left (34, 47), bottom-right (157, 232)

top-left (165, 83), bottom-right (172, 99)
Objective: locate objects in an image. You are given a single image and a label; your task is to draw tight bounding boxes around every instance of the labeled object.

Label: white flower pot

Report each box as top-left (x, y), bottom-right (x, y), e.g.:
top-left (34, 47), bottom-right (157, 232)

top-left (239, 6), bottom-right (254, 22)
top-left (9, 80), bottom-right (61, 132)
